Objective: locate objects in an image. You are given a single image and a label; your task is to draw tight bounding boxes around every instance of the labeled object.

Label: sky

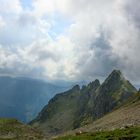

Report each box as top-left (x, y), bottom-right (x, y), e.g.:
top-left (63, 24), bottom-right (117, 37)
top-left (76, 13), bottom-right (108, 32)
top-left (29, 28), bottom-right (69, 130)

top-left (0, 0), bottom-right (140, 84)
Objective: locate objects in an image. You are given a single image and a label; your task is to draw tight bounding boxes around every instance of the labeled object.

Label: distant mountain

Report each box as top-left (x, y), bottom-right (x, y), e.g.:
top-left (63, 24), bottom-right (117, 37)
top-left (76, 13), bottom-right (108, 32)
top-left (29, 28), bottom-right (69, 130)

top-left (30, 70), bottom-right (137, 136)
top-left (0, 76), bottom-right (68, 122)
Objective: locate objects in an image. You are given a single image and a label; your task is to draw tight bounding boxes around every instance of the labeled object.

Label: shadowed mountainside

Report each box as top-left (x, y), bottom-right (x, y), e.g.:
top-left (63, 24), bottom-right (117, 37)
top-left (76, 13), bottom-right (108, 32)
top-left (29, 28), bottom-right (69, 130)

top-left (31, 70), bottom-right (137, 136)
top-left (0, 76), bottom-right (68, 122)
top-left (52, 92), bottom-right (140, 140)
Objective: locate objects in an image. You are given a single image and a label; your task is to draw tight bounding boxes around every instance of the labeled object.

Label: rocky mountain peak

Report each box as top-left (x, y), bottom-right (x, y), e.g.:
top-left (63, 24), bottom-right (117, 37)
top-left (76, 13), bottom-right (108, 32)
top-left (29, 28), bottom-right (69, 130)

top-left (101, 70), bottom-right (125, 89)
top-left (87, 79), bottom-right (100, 91)
top-left (31, 70), bottom-right (137, 135)
top-left (107, 69), bottom-right (124, 81)
top-left (71, 85), bottom-right (80, 91)
top-left (90, 79), bottom-right (100, 86)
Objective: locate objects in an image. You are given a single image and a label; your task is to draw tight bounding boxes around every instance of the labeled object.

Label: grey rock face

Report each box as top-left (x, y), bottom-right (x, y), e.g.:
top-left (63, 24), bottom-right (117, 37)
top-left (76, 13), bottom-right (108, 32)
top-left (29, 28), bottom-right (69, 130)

top-left (31, 70), bottom-right (137, 135)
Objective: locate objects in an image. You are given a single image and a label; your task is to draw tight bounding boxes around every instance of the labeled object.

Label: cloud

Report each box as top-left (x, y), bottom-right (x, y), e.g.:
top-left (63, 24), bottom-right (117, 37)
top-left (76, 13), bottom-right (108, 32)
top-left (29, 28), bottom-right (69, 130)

top-left (0, 16), bottom-right (5, 28)
top-left (124, 0), bottom-right (140, 28)
top-left (32, 0), bottom-right (56, 17)
top-left (0, 0), bottom-right (22, 15)
top-left (108, 0), bottom-right (140, 82)
top-left (0, 0), bottom-right (140, 84)
top-left (0, 45), bottom-right (43, 77)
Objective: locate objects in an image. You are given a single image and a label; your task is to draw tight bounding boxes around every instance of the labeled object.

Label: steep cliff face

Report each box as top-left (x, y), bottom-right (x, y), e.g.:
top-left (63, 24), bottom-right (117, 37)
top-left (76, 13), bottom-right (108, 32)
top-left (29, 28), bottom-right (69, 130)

top-left (30, 85), bottom-right (81, 134)
top-left (30, 70), bottom-right (137, 135)
top-left (92, 70), bottom-right (136, 118)
top-left (73, 79), bottom-right (100, 128)
top-left (74, 70), bottom-right (136, 127)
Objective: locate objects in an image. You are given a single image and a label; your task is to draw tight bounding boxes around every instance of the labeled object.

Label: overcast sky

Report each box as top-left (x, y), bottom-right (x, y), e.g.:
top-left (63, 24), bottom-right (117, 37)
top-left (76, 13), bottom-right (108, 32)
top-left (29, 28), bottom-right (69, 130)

top-left (0, 0), bottom-right (140, 84)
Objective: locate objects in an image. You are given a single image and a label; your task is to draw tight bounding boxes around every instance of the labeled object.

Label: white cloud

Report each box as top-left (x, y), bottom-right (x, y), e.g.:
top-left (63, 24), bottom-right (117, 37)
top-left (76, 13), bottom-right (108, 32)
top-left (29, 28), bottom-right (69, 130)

top-left (0, 0), bottom-right (22, 14)
top-left (0, 0), bottom-right (140, 84)
top-left (0, 16), bottom-right (5, 28)
top-left (26, 36), bottom-right (78, 81)
top-left (32, 0), bottom-right (56, 17)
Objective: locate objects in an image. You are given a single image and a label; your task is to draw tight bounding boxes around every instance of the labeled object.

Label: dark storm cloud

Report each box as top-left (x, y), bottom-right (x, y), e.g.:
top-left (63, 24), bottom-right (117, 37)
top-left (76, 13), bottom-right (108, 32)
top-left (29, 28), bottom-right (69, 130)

top-left (75, 32), bottom-right (118, 80)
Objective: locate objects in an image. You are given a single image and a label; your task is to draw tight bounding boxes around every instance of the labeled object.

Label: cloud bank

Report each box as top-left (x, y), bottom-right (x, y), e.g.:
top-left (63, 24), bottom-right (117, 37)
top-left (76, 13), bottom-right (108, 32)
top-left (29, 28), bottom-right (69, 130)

top-left (0, 0), bottom-right (140, 83)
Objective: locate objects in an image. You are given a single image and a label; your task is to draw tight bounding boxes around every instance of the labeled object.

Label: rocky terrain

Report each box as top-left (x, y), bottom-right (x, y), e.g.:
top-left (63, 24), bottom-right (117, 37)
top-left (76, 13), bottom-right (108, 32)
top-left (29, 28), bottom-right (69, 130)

top-left (0, 70), bottom-right (139, 140)
top-left (54, 91), bottom-right (140, 138)
top-left (50, 91), bottom-right (140, 140)
top-left (54, 126), bottom-right (140, 140)
top-left (30, 70), bottom-right (137, 136)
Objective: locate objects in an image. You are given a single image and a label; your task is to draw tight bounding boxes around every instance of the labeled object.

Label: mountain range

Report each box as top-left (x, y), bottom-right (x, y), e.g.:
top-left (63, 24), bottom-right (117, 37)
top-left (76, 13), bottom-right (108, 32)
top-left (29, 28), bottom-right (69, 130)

top-left (30, 70), bottom-right (137, 136)
top-left (0, 76), bottom-right (68, 122)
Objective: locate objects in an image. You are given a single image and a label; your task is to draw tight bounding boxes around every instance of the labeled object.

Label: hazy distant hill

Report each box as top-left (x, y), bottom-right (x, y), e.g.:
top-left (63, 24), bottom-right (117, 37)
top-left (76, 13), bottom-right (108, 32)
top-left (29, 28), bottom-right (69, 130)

top-left (0, 76), bottom-right (68, 122)
top-left (31, 70), bottom-right (137, 136)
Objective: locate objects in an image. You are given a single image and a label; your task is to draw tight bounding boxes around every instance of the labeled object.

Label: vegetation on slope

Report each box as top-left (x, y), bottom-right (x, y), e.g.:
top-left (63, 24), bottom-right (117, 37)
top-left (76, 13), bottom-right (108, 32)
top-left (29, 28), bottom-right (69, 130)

top-left (31, 70), bottom-right (137, 136)
top-left (30, 85), bottom-right (82, 135)
top-left (54, 126), bottom-right (140, 140)
top-left (0, 118), bottom-right (46, 140)
top-left (53, 91), bottom-right (140, 139)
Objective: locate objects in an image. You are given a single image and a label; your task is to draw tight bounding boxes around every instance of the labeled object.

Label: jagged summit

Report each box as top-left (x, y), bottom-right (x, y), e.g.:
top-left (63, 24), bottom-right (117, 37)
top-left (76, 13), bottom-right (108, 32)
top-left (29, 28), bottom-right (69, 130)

top-left (93, 70), bottom-right (137, 118)
top-left (110, 69), bottom-right (123, 77)
top-left (98, 69), bottom-right (133, 96)
top-left (88, 79), bottom-right (100, 87)
top-left (71, 85), bottom-right (80, 91)
top-left (105, 69), bottom-right (124, 84)
top-left (100, 69), bottom-right (136, 94)
top-left (30, 70), bottom-right (137, 135)
top-left (112, 69), bottom-right (122, 74)
top-left (85, 79), bottom-right (100, 92)
top-left (91, 79), bottom-right (100, 85)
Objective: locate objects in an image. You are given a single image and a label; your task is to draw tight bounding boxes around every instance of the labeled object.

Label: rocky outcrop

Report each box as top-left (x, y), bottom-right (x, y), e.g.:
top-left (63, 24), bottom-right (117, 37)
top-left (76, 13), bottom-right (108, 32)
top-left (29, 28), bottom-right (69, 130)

top-left (30, 70), bottom-right (137, 135)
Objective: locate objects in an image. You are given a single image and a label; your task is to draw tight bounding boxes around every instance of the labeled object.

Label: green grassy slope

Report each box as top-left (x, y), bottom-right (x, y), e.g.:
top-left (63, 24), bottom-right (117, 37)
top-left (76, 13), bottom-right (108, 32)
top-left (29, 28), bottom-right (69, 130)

top-left (0, 118), bottom-right (46, 140)
top-left (31, 85), bottom-right (82, 135)
top-left (54, 126), bottom-right (140, 140)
